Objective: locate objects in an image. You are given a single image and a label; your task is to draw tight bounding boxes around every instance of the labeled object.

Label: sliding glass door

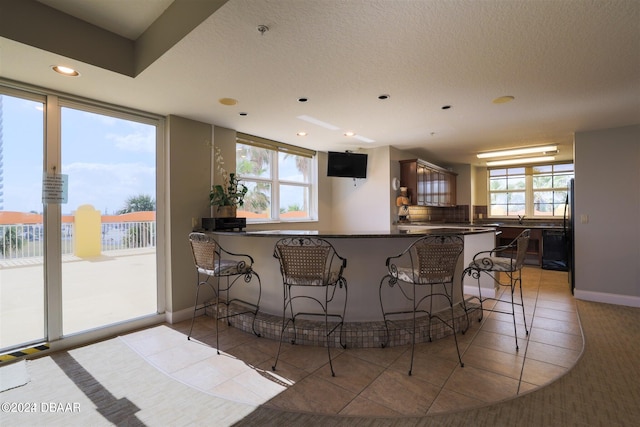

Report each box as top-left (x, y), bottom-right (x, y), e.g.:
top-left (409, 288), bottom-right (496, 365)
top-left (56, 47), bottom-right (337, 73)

top-left (60, 105), bottom-right (157, 335)
top-left (0, 93), bottom-right (46, 351)
top-left (0, 87), bottom-right (160, 352)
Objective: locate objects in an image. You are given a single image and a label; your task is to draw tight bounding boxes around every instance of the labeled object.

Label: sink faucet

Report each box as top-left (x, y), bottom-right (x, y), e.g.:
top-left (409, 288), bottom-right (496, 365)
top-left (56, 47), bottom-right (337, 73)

top-left (518, 215), bottom-right (525, 225)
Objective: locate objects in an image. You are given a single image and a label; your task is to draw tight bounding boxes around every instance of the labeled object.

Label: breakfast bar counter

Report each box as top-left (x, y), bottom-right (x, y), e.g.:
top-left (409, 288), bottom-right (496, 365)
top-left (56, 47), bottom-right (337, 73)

top-left (210, 227), bottom-right (497, 323)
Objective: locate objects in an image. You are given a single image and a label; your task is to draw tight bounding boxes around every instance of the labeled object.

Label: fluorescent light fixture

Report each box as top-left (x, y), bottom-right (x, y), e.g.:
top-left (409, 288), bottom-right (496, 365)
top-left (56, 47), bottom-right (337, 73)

top-left (296, 115), bottom-right (340, 130)
top-left (477, 145), bottom-right (558, 159)
top-left (486, 156), bottom-right (556, 167)
top-left (354, 134), bottom-right (375, 143)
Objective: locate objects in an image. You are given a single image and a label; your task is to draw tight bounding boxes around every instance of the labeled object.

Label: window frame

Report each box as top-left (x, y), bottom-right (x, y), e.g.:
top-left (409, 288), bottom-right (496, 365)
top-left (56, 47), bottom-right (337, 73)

top-left (235, 133), bottom-right (317, 223)
top-left (488, 162), bottom-right (574, 218)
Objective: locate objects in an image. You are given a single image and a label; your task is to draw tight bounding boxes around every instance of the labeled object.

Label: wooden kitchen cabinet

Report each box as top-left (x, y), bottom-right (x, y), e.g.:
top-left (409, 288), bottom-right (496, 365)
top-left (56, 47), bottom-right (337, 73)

top-left (400, 159), bottom-right (457, 207)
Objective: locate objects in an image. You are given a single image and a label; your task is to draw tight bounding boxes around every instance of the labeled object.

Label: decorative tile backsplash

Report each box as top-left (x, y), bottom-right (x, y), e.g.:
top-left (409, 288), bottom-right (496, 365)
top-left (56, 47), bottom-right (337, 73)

top-left (407, 205), bottom-right (470, 223)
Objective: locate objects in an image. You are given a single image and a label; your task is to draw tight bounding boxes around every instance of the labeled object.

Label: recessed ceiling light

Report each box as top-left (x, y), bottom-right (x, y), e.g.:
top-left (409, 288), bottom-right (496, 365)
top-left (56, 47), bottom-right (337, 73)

top-left (219, 98), bottom-right (238, 106)
top-left (297, 97), bottom-right (308, 102)
top-left (297, 131), bottom-right (307, 136)
top-left (344, 131), bottom-right (356, 137)
top-left (378, 94), bottom-right (390, 100)
top-left (239, 112), bottom-right (248, 116)
top-left (52, 65), bottom-right (79, 76)
top-left (441, 105), bottom-right (451, 110)
top-left (493, 95), bottom-right (515, 104)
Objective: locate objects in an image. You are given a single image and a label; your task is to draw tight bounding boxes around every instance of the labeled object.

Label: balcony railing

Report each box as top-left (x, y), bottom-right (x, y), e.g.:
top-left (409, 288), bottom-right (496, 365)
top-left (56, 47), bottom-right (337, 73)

top-left (0, 221), bottom-right (156, 260)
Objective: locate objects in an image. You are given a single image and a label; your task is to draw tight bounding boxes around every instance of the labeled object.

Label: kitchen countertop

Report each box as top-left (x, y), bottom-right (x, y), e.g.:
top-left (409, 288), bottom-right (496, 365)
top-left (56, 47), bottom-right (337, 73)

top-left (484, 223), bottom-right (563, 229)
top-left (209, 226), bottom-right (496, 238)
top-left (405, 221), bottom-right (564, 229)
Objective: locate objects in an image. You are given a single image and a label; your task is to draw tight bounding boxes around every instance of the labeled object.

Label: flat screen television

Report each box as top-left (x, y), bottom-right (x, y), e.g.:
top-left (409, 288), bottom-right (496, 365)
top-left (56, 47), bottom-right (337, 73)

top-left (327, 151), bottom-right (368, 178)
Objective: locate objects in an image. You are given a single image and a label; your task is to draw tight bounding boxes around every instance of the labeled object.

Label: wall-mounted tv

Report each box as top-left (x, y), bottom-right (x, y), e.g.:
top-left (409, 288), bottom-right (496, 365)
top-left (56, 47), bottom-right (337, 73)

top-left (327, 151), bottom-right (368, 178)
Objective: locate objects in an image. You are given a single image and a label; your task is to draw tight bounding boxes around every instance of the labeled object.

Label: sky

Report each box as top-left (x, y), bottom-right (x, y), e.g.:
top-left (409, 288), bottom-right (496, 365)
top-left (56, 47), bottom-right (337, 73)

top-left (1, 94), bottom-right (156, 215)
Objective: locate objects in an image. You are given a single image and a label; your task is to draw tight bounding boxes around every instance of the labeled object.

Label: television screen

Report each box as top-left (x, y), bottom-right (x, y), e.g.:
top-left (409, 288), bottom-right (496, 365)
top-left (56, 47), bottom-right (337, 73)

top-left (327, 151), bottom-right (368, 178)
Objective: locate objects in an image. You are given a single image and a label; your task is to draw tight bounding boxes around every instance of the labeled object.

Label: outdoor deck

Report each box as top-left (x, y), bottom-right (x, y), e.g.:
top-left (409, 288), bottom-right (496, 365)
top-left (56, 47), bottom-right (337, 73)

top-left (0, 249), bottom-right (157, 350)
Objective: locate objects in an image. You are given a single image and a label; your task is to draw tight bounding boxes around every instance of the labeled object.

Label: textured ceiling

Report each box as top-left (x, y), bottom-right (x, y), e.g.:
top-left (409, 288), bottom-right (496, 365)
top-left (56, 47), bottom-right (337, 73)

top-left (2, 0), bottom-right (639, 166)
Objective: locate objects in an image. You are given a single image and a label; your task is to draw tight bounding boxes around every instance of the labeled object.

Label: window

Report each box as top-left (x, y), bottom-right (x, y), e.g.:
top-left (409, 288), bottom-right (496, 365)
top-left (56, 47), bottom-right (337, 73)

top-left (235, 133), bottom-right (316, 221)
top-left (489, 163), bottom-right (573, 218)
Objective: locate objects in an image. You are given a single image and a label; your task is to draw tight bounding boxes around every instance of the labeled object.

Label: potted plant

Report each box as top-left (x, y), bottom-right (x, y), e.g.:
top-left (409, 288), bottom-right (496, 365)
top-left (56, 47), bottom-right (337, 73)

top-left (209, 146), bottom-right (248, 218)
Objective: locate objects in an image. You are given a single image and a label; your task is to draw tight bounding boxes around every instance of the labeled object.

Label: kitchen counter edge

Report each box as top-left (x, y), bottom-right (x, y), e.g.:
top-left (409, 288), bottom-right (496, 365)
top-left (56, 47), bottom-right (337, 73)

top-left (204, 227), bottom-right (496, 238)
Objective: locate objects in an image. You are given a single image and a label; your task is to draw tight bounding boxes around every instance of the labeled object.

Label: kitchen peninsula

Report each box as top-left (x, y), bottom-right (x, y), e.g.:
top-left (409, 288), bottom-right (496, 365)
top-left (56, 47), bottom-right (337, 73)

top-left (209, 227), bottom-right (497, 327)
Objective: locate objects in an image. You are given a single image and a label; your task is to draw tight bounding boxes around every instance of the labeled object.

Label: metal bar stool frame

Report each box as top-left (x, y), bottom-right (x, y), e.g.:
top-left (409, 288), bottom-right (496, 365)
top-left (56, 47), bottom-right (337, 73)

top-left (187, 232), bottom-right (262, 354)
top-left (461, 229), bottom-right (530, 350)
top-left (379, 235), bottom-right (465, 375)
top-left (272, 237), bottom-right (348, 377)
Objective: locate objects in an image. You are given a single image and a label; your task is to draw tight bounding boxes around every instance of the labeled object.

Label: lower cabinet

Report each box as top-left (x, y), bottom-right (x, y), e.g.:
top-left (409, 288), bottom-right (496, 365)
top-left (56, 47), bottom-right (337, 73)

top-left (496, 227), bottom-right (543, 266)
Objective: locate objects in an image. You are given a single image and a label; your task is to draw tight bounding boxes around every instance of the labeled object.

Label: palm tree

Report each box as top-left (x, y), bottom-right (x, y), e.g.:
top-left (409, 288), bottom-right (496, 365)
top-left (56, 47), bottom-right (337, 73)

top-left (118, 194), bottom-right (155, 214)
top-left (237, 145), bottom-right (271, 214)
top-left (0, 226), bottom-right (22, 257)
top-left (117, 194), bottom-right (155, 248)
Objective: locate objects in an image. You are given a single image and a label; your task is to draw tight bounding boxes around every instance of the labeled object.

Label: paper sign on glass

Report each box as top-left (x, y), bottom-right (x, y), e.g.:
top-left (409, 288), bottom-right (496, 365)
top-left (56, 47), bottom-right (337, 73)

top-left (42, 173), bottom-right (69, 204)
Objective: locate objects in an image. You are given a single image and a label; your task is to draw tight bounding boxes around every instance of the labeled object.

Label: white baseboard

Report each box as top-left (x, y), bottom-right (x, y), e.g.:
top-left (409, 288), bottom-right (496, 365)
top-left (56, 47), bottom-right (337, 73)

top-left (574, 289), bottom-right (640, 308)
top-left (165, 306), bottom-right (198, 324)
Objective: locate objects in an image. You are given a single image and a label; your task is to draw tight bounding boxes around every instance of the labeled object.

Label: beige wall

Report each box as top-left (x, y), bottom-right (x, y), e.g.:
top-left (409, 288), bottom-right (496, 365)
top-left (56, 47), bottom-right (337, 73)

top-left (330, 146), bottom-right (392, 231)
top-left (473, 166), bottom-right (488, 207)
top-left (573, 124), bottom-right (640, 306)
top-left (452, 164), bottom-right (472, 217)
top-left (166, 115), bottom-right (213, 314)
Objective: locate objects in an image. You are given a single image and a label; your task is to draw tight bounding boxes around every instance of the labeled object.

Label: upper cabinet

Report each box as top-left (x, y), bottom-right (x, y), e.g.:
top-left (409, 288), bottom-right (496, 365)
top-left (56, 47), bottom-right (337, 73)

top-left (400, 159), bottom-right (457, 207)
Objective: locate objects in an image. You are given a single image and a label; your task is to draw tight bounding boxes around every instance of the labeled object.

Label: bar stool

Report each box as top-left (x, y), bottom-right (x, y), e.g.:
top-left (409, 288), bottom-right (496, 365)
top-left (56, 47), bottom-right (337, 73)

top-left (379, 235), bottom-right (465, 375)
top-left (272, 237), bottom-right (348, 377)
top-left (462, 229), bottom-right (530, 350)
top-left (187, 232), bottom-right (261, 353)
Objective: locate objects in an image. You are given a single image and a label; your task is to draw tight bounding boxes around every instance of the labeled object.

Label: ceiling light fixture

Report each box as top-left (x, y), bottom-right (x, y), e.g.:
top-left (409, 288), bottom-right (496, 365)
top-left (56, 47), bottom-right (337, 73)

top-left (52, 65), bottom-right (79, 76)
top-left (297, 131), bottom-right (307, 136)
top-left (344, 131), bottom-right (356, 137)
top-left (378, 94), bottom-right (390, 100)
top-left (486, 156), bottom-right (556, 167)
top-left (219, 98), bottom-right (238, 106)
top-left (297, 115), bottom-right (340, 130)
top-left (493, 95), bottom-right (515, 104)
top-left (354, 135), bottom-right (375, 143)
top-left (477, 145), bottom-right (558, 159)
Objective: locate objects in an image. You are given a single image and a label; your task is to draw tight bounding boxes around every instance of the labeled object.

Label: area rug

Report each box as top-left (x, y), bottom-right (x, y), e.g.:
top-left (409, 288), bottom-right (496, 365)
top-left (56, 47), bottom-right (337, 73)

top-left (0, 360), bottom-right (29, 392)
top-left (0, 338), bottom-right (257, 426)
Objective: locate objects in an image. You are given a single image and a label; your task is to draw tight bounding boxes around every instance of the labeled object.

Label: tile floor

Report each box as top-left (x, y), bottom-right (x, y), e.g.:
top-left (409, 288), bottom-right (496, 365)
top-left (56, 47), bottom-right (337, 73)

top-left (120, 266), bottom-right (582, 417)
